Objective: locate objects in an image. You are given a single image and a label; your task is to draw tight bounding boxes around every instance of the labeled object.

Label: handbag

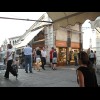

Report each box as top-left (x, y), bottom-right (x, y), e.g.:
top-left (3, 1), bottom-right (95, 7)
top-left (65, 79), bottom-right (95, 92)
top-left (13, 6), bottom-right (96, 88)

top-left (11, 64), bottom-right (18, 73)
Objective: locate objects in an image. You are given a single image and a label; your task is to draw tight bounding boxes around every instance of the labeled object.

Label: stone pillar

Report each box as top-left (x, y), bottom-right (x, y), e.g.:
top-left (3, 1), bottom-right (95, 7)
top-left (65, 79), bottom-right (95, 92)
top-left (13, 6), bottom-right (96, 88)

top-left (44, 25), bottom-right (54, 64)
top-left (67, 30), bottom-right (71, 65)
top-left (96, 36), bottom-right (100, 73)
top-left (79, 23), bottom-right (83, 51)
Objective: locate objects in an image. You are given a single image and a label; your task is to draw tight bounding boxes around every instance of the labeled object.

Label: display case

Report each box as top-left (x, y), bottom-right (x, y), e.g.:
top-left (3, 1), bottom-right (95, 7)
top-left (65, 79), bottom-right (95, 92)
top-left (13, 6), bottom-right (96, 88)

top-left (70, 49), bottom-right (79, 65)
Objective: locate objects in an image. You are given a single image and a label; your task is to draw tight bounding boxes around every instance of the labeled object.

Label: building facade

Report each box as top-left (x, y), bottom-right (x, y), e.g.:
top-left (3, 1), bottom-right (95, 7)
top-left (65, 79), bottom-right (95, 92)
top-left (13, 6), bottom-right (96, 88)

top-left (9, 36), bottom-right (21, 46)
top-left (54, 24), bottom-right (82, 66)
top-left (13, 13), bottom-right (82, 67)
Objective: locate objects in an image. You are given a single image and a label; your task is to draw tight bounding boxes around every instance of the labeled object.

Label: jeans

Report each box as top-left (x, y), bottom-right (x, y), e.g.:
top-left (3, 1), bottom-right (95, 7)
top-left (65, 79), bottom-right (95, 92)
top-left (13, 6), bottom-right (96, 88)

top-left (41, 57), bottom-right (46, 69)
top-left (74, 57), bottom-right (78, 66)
top-left (24, 55), bottom-right (32, 72)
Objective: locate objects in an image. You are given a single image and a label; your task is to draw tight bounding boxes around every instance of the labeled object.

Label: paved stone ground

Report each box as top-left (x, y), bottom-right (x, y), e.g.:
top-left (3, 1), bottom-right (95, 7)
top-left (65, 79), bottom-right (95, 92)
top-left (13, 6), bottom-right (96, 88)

top-left (0, 64), bottom-right (99, 87)
top-left (0, 66), bottom-right (79, 87)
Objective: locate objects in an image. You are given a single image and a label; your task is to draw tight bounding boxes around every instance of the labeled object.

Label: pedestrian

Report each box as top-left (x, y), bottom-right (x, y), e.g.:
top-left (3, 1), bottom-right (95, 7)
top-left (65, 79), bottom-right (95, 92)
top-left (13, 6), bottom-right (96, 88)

top-left (32, 48), bottom-right (36, 70)
top-left (49, 47), bottom-right (54, 69)
top-left (68, 51), bottom-right (71, 65)
top-left (74, 50), bottom-right (78, 66)
top-left (23, 43), bottom-right (33, 73)
top-left (94, 51), bottom-right (96, 66)
top-left (76, 51), bottom-right (98, 87)
top-left (52, 48), bottom-right (57, 70)
top-left (21, 50), bottom-right (25, 68)
top-left (41, 47), bottom-right (47, 70)
top-left (35, 47), bottom-right (42, 71)
top-left (89, 50), bottom-right (95, 66)
top-left (4, 44), bottom-right (18, 79)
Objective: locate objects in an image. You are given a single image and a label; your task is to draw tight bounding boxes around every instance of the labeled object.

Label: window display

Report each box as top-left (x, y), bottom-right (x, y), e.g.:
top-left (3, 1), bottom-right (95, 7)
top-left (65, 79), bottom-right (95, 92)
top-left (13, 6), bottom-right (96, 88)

top-left (70, 49), bottom-right (79, 64)
top-left (57, 47), bottom-right (67, 66)
top-left (56, 47), bottom-right (79, 66)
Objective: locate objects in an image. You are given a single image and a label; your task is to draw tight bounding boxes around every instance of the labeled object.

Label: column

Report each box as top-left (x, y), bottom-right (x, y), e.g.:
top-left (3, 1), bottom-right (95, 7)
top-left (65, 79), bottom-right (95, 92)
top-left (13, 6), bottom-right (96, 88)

top-left (67, 30), bottom-right (71, 65)
top-left (79, 23), bottom-right (83, 51)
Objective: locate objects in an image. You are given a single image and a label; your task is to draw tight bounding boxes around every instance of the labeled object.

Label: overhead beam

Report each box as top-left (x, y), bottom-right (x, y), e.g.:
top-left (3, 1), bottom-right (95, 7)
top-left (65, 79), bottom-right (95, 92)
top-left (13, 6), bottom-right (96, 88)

top-left (0, 16), bottom-right (53, 23)
top-left (53, 12), bottom-right (86, 23)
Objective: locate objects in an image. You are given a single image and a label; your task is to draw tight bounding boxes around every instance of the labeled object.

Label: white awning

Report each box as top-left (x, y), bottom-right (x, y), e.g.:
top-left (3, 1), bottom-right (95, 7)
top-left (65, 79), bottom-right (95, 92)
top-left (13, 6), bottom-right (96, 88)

top-left (47, 12), bottom-right (100, 30)
top-left (15, 27), bottom-right (44, 49)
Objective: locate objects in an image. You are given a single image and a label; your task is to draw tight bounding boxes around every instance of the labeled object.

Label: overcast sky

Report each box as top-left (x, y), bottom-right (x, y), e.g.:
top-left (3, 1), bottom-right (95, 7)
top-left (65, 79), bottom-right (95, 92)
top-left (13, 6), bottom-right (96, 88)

top-left (82, 20), bottom-right (96, 49)
top-left (0, 12), bottom-right (46, 46)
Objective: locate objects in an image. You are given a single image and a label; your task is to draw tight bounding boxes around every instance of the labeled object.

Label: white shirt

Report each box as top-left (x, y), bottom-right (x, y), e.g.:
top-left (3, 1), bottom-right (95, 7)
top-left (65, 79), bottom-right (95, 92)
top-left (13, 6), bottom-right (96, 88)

top-left (89, 52), bottom-right (95, 58)
top-left (7, 49), bottom-right (13, 60)
top-left (23, 46), bottom-right (32, 55)
top-left (41, 50), bottom-right (47, 57)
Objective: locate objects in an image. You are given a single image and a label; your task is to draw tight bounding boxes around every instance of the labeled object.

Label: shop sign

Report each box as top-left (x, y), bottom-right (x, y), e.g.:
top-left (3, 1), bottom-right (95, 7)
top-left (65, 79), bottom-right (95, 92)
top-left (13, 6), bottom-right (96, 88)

top-left (56, 41), bottom-right (66, 47)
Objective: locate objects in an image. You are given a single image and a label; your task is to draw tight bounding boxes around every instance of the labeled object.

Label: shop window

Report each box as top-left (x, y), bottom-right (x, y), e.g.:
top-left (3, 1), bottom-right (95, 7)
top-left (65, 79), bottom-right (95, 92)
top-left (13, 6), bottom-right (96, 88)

top-left (57, 47), bottom-right (67, 66)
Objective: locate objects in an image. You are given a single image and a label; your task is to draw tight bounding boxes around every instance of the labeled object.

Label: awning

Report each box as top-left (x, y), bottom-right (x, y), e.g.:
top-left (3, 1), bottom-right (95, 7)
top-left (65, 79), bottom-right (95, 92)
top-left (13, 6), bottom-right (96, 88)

top-left (47, 12), bottom-right (100, 30)
top-left (15, 27), bottom-right (44, 49)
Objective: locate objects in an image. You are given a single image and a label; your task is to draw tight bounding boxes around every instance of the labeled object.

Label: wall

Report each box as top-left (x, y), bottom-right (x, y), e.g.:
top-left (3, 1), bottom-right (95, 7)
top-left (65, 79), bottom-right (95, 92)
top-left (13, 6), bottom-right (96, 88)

top-left (96, 28), bottom-right (100, 67)
top-left (56, 29), bottom-right (67, 41)
top-left (55, 29), bottom-right (80, 44)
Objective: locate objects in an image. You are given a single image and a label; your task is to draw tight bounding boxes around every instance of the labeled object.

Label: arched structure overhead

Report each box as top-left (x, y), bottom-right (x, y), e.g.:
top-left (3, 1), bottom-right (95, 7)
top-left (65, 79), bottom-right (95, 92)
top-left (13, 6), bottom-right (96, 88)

top-left (47, 12), bottom-right (100, 30)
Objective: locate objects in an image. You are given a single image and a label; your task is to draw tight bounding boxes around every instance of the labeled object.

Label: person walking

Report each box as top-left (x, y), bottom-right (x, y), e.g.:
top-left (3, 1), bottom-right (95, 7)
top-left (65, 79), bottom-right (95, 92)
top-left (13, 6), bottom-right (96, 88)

top-left (76, 51), bottom-right (98, 87)
top-left (52, 49), bottom-right (57, 70)
top-left (32, 48), bottom-right (36, 70)
top-left (89, 50), bottom-right (95, 66)
top-left (94, 51), bottom-right (96, 66)
top-left (49, 47), bottom-right (54, 69)
top-left (41, 47), bottom-right (47, 70)
top-left (4, 44), bottom-right (18, 79)
top-left (74, 50), bottom-right (78, 67)
top-left (23, 43), bottom-right (33, 73)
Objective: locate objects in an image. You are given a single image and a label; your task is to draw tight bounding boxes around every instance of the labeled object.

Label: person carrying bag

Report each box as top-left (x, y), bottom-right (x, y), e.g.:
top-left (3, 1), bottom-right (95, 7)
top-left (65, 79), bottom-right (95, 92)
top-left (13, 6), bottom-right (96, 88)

top-left (4, 44), bottom-right (18, 79)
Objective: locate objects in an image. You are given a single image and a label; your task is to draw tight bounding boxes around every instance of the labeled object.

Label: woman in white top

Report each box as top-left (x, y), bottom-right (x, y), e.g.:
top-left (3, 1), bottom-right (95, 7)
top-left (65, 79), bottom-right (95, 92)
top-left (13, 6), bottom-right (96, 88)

top-left (4, 44), bottom-right (18, 79)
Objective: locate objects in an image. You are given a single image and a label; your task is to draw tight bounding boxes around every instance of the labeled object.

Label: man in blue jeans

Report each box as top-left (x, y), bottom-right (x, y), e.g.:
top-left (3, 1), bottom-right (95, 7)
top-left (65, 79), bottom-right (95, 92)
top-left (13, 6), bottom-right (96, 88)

top-left (23, 43), bottom-right (33, 73)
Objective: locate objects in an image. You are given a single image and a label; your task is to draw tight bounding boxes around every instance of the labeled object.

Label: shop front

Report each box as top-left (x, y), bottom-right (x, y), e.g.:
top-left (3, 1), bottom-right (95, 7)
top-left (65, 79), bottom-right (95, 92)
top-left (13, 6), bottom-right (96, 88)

top-left (69, 42), bottom-right (80, 65)
top-left (56, 40), bottom-right (80, 66)
top-left (56, 40), bottom-right (67, 66)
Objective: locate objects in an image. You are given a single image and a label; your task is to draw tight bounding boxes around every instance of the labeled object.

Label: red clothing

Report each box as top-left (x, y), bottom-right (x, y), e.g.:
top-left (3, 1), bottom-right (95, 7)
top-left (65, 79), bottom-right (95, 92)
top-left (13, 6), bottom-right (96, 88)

top-left (50, 50), bottom-right (54, 59)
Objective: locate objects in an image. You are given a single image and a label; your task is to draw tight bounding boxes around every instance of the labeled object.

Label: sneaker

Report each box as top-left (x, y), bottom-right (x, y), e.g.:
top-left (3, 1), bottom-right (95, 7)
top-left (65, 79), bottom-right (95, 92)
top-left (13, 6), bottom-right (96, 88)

top-left (52, 68), bottom-right (57, 70)
top-left (30, 71), bottom-right (33, 73)
top-left (42, 68), bottom-right (45, 70)
top-left (26, 71), bottom-right (28, 73)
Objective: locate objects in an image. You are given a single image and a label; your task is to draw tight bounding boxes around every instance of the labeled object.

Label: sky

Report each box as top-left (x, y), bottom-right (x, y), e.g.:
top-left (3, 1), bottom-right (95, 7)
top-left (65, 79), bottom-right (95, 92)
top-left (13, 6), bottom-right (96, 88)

top-left (0, 12), bottom-right (46, 46)
top-left (82, 20), bottom-right (96, 50)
